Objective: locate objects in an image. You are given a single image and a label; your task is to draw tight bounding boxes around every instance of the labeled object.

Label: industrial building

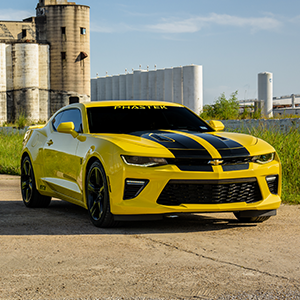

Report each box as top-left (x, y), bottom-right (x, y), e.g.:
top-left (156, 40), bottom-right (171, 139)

top-left (91, 65), bottom-right (204, 114)
top-left (0, 0), bottom-right (90, 124)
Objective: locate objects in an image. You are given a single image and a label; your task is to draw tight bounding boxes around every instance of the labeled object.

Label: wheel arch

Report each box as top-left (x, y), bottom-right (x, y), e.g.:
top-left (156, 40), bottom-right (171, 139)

top-left (20, 151), bottom-right (39, 189)
top-left (83, 156), bottom-right (103, 207)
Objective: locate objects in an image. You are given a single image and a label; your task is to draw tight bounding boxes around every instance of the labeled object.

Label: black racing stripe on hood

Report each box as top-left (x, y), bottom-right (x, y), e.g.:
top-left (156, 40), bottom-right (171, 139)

top-left (130, 130), bottom-right (212, 159)
top-left (195, 133), bottom-right (250, 158)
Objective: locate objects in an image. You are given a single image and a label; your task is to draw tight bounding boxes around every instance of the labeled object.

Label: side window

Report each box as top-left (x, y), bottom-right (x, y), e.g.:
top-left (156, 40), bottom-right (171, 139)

top-left (52, 111), bottom-right (64, 131)
top-left (52, 109), bottom-right (83, 133)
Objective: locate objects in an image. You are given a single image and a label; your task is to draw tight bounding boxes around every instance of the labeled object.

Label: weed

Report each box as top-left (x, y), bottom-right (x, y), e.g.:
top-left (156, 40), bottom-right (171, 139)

top-left (0, 133), bottom-right (24, 175)
top-left (234, 127), bottom-right (300, 205)
top-left (15, 112), bottom-right (28, 129)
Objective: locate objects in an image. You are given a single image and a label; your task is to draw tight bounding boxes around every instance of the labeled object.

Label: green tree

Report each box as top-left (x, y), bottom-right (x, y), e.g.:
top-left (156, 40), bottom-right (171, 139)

top-left (200, 91), bottom-right (239, 120)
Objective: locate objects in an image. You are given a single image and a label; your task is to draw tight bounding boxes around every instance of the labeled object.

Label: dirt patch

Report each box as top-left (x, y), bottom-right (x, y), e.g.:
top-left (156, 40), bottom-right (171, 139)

top-left (0, 175), bottom-right (299, 299)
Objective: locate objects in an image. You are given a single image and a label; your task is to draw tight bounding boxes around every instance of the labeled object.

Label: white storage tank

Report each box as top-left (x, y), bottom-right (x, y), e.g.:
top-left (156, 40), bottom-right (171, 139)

top-left (156, 69), bottom-right (165, 101)
top-left (133, 70), bottom-right (141, 100)
top-left (258, 72), bottom-right (273, 118)
top-left (183, 65), bottom-right (203, 113)
top-left (105, 76), bottom-right (112, 100)
top-left (126, 73), bottom-right (133, 100)
top-left (0, 43), bottom-right (7, 124)
top-left (39, 44), bottom-right (50, 120)
top-left (112, 75), bottom-right (120, 100)
top-left (119, 74), bottom-right (126, 100)
top-left (91, 79), bottom-right (97, 101)
top-left (148, 70), bottom-right (157, 100)
top-left (164, 68), bottom-right (173, 102)
top-left (141, 71), bottom-right (149, 100)
top-left (13, 43), bottom-right (40, 121)
top-left (173, 66), bottom-right (183, 105)
top-left (99, 77), bottom-right (106, 100)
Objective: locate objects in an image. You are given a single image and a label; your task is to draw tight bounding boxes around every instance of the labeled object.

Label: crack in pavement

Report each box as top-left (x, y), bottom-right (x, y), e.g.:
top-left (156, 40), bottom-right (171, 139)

top-left (133, 235), bottom-right (293, 283)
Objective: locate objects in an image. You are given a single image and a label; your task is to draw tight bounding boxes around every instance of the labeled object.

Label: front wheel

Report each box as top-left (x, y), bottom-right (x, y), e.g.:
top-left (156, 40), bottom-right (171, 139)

top-left (21, 156), bottom-right (51, 208)
top-left (85, 161), bottom-right (116, 228)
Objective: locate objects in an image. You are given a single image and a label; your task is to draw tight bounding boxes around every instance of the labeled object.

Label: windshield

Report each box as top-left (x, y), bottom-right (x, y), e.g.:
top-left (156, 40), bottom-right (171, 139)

top-left (87, 105), bottom-right (212, 134)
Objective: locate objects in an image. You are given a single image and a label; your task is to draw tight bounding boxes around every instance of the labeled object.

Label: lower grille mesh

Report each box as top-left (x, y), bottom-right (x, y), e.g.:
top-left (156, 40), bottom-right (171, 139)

top-left (157, 178), bottom-right (262, 205)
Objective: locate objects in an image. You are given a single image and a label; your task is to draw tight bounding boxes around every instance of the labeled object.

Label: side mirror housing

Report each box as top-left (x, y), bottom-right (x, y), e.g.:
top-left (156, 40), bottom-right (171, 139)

top-left (209, 120), bottom-right (225, 131)
top-left (57, 122), bottom-right (78, 138)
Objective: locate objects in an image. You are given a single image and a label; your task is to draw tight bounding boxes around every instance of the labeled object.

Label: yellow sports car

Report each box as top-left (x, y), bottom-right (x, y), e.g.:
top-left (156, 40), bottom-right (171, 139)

top-left (21, 101), bottom-right (281, 227)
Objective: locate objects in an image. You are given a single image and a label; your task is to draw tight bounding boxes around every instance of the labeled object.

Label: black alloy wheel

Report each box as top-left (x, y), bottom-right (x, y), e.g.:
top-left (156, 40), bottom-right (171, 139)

top-left (86, 161), bottom-right (116, 228)
top-left (21, 156), bottom-right (51, 208)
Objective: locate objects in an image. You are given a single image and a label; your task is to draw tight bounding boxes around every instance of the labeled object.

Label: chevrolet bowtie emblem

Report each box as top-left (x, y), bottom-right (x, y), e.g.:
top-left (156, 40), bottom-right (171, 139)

top-left (208, 160), bottom-right (224, 166)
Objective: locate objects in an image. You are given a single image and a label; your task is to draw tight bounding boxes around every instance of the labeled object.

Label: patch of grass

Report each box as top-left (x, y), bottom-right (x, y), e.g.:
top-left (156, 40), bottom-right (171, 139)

top-left (234, 126), bottom-right (300, 205)
top-left (15, 113), bottom-right (28, 129)
top-left (0, 133), bottom-right (24, 175)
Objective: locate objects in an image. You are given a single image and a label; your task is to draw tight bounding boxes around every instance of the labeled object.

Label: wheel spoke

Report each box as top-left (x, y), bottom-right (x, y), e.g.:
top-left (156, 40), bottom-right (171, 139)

top-left (90, 201), bottom-right (98, 217)
top-left (87, 182), bottom-right (98, 195)
top-left (98, 186), bottom-right (104, 198)
top-left (21, 180), bottom-right (29, 190)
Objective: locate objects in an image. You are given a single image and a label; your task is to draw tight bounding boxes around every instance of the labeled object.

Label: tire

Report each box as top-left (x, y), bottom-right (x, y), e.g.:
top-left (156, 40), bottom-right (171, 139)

top-left (233, 212), bottom-right (270, 223)
top-left (21, 156), bottom-right (51, 208)
top-left (85, 161), bottom-right (116, 228)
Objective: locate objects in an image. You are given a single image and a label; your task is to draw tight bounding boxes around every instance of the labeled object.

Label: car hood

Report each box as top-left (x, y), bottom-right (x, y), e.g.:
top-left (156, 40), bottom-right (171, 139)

top-left (94, 130), bottom-right (275, 159)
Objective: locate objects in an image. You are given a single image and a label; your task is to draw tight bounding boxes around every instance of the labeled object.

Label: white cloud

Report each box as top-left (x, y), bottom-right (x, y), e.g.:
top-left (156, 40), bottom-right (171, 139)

top-left (146, 13), bottom-right (282, 34)
top-left (0, 9), bottom-right (33, 21)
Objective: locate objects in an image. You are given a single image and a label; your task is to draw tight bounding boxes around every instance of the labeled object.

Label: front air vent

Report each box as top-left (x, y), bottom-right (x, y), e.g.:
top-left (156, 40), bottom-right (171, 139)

top-left (266, 175), bottom-right (279, 194)
top-left (123, 179), bottom-right (149, 200)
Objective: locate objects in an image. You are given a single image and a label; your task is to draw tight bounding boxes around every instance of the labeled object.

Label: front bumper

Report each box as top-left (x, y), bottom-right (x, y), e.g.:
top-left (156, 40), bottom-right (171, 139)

top-left (109, 159), bottom-right (282, 215)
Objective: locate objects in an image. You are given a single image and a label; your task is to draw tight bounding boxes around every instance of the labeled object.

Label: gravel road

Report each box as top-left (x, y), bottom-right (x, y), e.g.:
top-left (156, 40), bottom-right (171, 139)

top-left (0, 175), bottom-right (299, 300)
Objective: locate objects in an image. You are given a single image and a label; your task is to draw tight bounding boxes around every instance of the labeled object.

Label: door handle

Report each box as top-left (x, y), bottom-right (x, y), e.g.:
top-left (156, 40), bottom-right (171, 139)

top-left (47, 140), bottom-right (53, 146)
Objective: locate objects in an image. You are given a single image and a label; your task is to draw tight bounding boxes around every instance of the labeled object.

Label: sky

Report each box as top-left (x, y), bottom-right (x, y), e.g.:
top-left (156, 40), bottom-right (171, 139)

top-left (1, 0), bottom-right (300, 104)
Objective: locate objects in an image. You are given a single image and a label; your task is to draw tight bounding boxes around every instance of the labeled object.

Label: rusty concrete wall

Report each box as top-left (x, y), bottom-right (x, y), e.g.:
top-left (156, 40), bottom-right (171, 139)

top-left (0, 21), bottom-right (36, 42)
top-left (36, 2), bottom-right (90, 113)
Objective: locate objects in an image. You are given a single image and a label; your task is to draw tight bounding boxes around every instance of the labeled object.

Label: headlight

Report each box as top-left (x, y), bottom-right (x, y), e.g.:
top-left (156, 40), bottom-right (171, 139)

top-left (121, 155), bottom-right (168, 167)
top-left (252, 153), bottom-right (275, 164)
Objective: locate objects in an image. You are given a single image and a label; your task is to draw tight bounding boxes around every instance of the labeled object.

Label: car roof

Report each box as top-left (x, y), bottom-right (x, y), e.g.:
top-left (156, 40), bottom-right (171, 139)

top-left (80, 100), bottom-right (184, 108)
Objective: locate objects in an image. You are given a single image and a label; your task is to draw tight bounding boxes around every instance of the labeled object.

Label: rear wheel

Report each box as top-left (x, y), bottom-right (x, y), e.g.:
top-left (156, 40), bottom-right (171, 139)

top-left (234, 212), bottom-right (270, 223)
top-left (86, 161), bottom-right (116, 228)
top-left (21, 156), bottom-right (51, 208)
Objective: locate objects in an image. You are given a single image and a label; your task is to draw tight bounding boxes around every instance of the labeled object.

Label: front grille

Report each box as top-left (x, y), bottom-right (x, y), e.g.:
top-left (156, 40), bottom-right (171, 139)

top-left (157, 178), bottom-right (262, 205)
top-left (167, 157), bottom-right (252, 172)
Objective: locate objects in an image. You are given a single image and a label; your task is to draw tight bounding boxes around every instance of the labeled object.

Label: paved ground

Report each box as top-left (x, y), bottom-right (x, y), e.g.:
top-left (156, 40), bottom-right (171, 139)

top-left (0, 174), bottom-right (300, 299)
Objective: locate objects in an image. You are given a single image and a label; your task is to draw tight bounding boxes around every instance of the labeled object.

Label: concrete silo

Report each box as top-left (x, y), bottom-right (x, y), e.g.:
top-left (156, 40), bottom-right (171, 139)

top-left (35, 0), bottom-right (90, 113)
top-left (12, 43), bottom-right (40, 121)
top-left (0, 43), bottom-right (7, 124)
top-left (258, 72), bottom-right (273, 118)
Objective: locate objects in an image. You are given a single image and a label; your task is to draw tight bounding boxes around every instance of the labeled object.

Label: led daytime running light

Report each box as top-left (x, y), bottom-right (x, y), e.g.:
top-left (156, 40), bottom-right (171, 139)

top-left (121, 155), bottom-right (168, 167)
top-left (252, 153), bottom-right (275, 164)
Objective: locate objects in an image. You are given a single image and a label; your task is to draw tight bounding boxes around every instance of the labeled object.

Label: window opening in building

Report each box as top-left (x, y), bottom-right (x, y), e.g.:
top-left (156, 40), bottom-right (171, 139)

top-left (61, 52), bottom-right (66, 60)
top-left (69, 97), bottom-right (79, 104)
top-left (22, 29), bottom-right (27, 38)
top-left (61, 27), bottom-right (66, 35)
top-left (80, 28), bottom-right (86, 35)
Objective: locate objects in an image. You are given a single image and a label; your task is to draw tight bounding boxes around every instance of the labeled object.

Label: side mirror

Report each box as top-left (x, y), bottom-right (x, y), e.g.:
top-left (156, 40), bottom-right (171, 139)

top-left (57, 122), bottom-right (78, 138)
top-left (209, 120), bottom-right (225, 131)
